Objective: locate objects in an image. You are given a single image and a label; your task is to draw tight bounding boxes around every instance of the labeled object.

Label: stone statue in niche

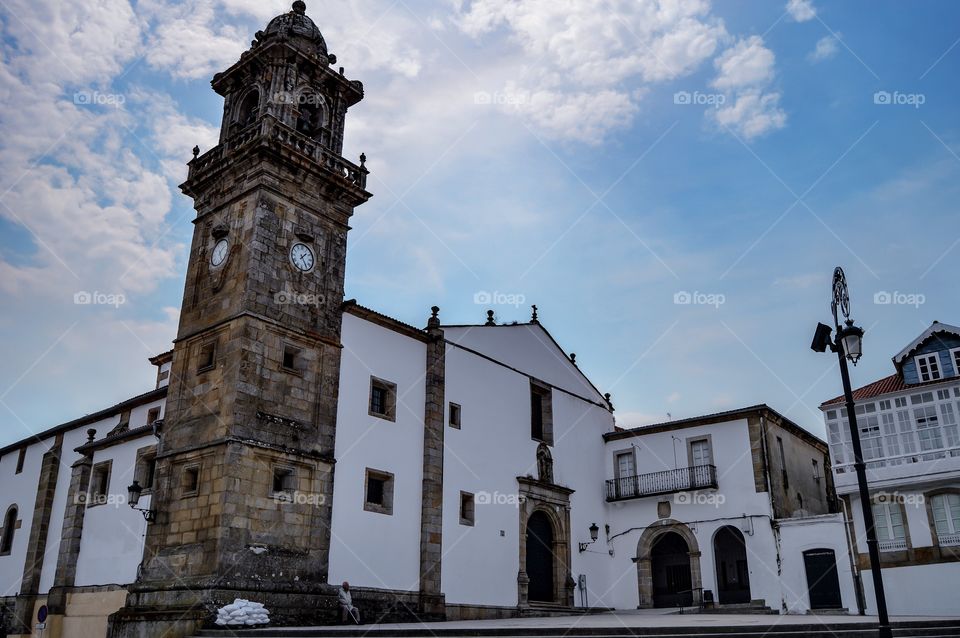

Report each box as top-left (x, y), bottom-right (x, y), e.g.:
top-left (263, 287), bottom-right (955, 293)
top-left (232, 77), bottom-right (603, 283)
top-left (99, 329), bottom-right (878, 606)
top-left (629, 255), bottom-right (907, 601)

top-left (536, 442), bottom-right (553, 483)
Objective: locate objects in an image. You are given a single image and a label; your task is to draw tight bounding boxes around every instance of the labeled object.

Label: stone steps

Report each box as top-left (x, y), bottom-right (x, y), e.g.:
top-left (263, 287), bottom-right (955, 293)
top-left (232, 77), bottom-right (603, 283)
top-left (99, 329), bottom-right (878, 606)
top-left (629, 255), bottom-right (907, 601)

top-left (194, 619), bottom-right (960, 638)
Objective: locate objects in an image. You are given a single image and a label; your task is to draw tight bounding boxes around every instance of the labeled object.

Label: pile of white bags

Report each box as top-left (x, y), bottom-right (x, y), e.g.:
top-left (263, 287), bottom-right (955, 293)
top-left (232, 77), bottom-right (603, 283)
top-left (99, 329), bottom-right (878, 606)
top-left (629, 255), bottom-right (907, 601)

top-left (214, 599), bottom-right (271, 626)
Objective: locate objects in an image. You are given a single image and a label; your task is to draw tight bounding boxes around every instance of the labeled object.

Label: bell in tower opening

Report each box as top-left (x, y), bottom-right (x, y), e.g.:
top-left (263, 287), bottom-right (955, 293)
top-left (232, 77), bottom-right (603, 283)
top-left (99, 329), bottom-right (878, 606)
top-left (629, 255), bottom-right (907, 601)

top-left (107, 3), bottom-right (371, 637)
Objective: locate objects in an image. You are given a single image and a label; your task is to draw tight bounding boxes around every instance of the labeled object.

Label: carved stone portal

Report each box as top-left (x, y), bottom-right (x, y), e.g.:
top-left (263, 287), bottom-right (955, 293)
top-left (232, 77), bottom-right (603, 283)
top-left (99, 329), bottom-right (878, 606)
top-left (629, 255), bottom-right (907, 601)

top-left (516, 476), bottom-right (574, 609)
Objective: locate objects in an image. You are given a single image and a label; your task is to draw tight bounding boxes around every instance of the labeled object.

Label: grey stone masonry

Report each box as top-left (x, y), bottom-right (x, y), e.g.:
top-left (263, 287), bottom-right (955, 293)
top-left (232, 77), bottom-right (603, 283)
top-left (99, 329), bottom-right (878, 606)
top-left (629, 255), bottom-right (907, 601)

top-left (418, 307), bottom-right (446, 618)
top-left (47, 453), bottom-right (93, 614)
top-left (12, 435), bottom-right (62, 633)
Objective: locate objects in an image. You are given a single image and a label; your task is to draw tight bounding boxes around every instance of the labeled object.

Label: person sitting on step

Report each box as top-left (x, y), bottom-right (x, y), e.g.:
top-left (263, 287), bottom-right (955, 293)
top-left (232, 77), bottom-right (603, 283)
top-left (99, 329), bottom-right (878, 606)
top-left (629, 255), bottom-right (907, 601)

top-left (338, 581), bottom-right (360, 624)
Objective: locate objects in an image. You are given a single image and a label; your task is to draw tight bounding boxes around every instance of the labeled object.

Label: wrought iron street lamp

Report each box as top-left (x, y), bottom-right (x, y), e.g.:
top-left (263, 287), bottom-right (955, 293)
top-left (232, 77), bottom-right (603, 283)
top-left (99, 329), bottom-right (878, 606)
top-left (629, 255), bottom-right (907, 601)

top-left (126, 480), bottom-right (157, 523)
top-left (811, 267), bottom-right (891, 638)
top-left (578, 523), bottom-right (600, 553)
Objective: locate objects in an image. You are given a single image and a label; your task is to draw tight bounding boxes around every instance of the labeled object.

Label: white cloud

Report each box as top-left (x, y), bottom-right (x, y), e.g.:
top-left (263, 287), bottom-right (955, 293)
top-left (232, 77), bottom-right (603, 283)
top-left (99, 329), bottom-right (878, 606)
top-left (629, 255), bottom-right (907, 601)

top-left (454, 0), bottom-right (728, 141)
top-left (711, 89), bottom-right (786, 139)
top-left (809, 34), bottom-right (840, 62)
top-left (786, 0), bottom-right (816, 22)
top-left (711, 36), bottom-right (775, 91)
top-left (708, 36), bottom-right (785, 139)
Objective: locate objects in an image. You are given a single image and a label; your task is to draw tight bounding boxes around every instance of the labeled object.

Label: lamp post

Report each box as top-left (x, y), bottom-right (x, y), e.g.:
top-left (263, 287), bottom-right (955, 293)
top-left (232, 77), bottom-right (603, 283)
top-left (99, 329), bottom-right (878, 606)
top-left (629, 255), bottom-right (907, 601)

top-left (811, 267), bottom-right (891, 638)
top-left (126, 480), bottom-right (157, 523)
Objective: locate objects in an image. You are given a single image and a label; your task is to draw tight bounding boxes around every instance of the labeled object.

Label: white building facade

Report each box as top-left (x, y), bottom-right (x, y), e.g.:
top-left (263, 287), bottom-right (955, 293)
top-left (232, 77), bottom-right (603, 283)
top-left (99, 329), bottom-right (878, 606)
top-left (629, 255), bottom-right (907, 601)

top-left (820, 321), bottom-right (960, 616)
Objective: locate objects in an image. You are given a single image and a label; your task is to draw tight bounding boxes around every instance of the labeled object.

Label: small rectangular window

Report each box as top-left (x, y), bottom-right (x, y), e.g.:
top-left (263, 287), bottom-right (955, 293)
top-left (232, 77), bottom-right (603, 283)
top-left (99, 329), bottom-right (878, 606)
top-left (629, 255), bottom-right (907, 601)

top-left (282, 345), bottom-right (301, 372)
top-left (272, 466), bottom-right (295, 494)
top-left (135, 446), bottom-right (158, 492)
top-left (916, 353), bottom-right (942, 383)
top-left (689, 439), bottom-right (713, 466)
top-left (812, 459), bottom-right (821, 481)
top-left (449, 402), bottom-right (461, 429)
top-left (197, 341), bottom-right (216, 372)
top-left (368, 377), bottom-right (397, 421)
top-left (530, 381), bottom-right (553, 444)
top-left (777, 437), bottom-right (789, 489)
top-left (15, 448), bottom-right (26, 474)
top-left (363, 468), bottom-right (394, 515)
top-left (90, 461), bottom-right (112, 507)
top-left (460, 491), bottom-right (475, 526)
top-left (147, 407), bottom-right (161, 425)
top-left (182, 465), bottom-right (200, 496)
top-left (145, 457), bottom-right (157, 489)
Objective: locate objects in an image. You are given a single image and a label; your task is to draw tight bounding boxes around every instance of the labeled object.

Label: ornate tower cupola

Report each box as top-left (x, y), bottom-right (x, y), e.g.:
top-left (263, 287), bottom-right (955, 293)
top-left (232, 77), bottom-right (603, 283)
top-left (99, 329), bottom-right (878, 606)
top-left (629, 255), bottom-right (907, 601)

top-left (109, 4), bottom-right (370, 636)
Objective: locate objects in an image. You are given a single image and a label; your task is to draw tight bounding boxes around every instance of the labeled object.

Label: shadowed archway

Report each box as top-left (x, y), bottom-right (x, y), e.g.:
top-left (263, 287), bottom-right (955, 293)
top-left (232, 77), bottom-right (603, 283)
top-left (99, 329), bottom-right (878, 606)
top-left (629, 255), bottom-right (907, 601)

top-left (713, 525), bottom-right (750, 604)
top-left (635, 520), bottom-right (702, 609)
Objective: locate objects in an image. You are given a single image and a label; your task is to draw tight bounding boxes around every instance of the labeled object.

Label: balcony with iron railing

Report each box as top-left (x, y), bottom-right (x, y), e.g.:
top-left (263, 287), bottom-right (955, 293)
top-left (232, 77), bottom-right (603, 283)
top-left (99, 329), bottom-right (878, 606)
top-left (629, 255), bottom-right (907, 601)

top-left (605, 464), bottom-right (718, 502)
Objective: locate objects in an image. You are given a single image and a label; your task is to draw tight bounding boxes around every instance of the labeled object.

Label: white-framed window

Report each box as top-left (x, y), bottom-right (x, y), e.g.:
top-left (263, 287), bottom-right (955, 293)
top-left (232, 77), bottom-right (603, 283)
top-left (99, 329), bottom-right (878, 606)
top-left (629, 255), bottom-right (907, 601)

top-left (690, 438), bottom-right (713, 467)
top-left (872, 501), bottom-right (906, 551)
top-left (916, 353), bottom-right (942, 382)
top-left (930, 493), bottom-right (960, 546)
top-left (860, 416), bottom-right (883, 461)
top-left (914, 406), bottom-right (944, 451)
top-left (615, 450), bottom-right (635, 478)
top-left (951, 348), bottom-right (960, 377)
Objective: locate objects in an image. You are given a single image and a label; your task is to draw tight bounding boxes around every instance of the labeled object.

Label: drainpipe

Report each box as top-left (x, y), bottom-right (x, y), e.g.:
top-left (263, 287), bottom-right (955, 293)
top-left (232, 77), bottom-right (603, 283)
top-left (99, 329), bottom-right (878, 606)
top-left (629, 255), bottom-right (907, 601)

top-left (759, 415), bottom-right (773, 496)
top-left (840, 495), bottom-right (866, 615)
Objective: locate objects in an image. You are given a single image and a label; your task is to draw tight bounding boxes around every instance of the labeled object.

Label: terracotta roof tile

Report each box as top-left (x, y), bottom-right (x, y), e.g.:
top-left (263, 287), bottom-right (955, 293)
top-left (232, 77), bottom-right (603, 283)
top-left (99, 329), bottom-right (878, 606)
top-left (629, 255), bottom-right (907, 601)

top-left (820, 373), bottom-right (956, 407)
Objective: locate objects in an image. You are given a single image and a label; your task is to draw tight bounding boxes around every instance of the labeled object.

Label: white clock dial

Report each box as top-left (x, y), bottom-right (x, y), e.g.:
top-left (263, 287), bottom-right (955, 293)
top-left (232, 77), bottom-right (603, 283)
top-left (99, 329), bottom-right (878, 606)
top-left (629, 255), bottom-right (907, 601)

top-left (290, 243), bottom-right (315, 272)
top-left (210, 239), bottom-right (229, 267)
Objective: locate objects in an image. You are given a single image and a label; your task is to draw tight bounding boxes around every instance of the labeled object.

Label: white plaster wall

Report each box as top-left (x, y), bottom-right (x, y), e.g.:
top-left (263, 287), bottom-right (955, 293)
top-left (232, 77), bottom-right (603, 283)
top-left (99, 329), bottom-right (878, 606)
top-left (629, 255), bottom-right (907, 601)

top-left (0, 438), bottom-right (47, 595)
top-left (601, 419), bottom-right (779, 610)
top-left (861, 562), bottom-right (960, 616)
top-left (776, 514), bottom-right (858, 614)
top-left (439, 343), bottom-right (613, 608)
top-left (328, 313), bottom-right (426, 591)
top-left (443, 325), bottom-right (604, 404)
top-left (74, 436), bottom-right (156, 587)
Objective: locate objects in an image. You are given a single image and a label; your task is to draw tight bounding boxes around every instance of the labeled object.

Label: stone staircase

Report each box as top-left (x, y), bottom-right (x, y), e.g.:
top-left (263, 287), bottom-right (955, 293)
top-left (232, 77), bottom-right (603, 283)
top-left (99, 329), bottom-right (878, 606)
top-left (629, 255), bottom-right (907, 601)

top-left (194, 618), bottom-right (960, 638)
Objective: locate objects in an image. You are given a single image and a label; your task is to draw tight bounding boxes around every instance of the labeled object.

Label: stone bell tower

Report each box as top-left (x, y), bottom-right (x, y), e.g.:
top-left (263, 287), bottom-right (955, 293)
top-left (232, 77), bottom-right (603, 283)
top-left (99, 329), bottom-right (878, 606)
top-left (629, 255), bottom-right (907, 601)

top-left (109, 2), bottom-right (370, 635)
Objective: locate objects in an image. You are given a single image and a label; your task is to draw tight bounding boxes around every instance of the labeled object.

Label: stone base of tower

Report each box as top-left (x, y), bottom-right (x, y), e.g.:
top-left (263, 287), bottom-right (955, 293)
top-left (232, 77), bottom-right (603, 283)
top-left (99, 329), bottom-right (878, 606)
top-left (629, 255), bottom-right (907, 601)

top-left (107, 585), bottom-right (445, 637)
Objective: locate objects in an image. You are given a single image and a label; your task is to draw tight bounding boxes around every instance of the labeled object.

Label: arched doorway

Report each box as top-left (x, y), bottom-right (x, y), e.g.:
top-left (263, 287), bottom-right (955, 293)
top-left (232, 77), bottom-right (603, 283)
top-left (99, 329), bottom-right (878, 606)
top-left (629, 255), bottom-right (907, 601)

top-left (636, 520), bottom-right (702, 608)
top-left (651, 532), bottom-right (693, 608)
top-left (714, 526), bottom-right (750, 604)
top-left (526, 511), bottom-right (555, 602)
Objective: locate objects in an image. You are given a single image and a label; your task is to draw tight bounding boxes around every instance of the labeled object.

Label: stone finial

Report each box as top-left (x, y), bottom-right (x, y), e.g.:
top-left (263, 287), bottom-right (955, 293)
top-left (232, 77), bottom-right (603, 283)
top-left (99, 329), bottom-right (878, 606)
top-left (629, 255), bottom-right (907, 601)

top-left (531, 304), bottom-right (539, 324)
top-left (86, 428), bottom-right (96, 442)
top-left (604, 393), bottom-right (614, 410)
top-left (569, 353), bottom-right (576, 364)
top-left (485, 310), bottom-right (496, 326)
top-left (192, 145), bottom-right (200, 159)
top-left (359, 153), bottom-right (367, 168)
top-left (292, 0), bottom-right (306, 15)
top-left (427, 305), bottom-right (440, 329)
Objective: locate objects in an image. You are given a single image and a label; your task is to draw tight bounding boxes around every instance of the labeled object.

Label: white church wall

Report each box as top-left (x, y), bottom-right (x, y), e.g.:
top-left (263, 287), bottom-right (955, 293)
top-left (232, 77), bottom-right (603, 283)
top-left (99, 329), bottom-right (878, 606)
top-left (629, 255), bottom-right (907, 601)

top-left (328, 313), bottom-right (427, 592)
top-left (440, 337), bottom-right (613, 609)
top-left (75, 436), bottom-right (155, 587)
top-left (0, 437), bottom-right (47, 595)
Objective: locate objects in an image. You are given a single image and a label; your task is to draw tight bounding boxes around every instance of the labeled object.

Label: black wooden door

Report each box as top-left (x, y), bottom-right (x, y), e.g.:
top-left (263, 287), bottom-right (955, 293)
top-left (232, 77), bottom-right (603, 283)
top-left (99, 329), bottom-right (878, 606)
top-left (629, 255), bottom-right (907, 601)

top-left (526, 512), bottom-right (555, 602)
top-left (651, 532), bottom-right (693, 608)
top-left (803, 549), bottom-right (842, 609)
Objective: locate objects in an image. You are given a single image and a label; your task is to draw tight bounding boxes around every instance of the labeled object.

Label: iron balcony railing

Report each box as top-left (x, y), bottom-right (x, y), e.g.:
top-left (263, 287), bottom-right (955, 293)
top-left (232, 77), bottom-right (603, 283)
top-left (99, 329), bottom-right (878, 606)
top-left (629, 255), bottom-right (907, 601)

top-left (605, 464), bottom-right (718, 501)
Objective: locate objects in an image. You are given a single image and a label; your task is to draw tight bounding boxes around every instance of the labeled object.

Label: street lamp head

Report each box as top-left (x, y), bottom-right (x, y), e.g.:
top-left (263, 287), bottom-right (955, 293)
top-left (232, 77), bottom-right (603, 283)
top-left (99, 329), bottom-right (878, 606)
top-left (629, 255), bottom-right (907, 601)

top-left (127, 480), bottom-right (143, 507)
top-left (589, 523), bottom-right (600, 542)
top-left (838, 320), bottom-right (864, 365)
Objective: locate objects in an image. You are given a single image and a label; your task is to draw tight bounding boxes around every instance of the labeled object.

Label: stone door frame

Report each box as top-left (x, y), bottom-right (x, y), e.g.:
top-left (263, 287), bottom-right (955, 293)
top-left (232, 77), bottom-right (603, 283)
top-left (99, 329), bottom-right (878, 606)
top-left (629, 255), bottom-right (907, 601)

top-left (634, 519), bottom-right (702, 609)
top-left (516, 477), bottom-right (575, 609)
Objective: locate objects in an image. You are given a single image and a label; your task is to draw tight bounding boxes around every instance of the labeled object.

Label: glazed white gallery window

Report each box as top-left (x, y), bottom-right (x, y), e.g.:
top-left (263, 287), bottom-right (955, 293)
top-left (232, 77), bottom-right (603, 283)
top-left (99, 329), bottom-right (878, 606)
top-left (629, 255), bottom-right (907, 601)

top-left (872, 501), bottom-right (905, 549)
top-left (916, 353), bottom-right (942, 382)
top-left (930, 494), bottom-right (960, 542)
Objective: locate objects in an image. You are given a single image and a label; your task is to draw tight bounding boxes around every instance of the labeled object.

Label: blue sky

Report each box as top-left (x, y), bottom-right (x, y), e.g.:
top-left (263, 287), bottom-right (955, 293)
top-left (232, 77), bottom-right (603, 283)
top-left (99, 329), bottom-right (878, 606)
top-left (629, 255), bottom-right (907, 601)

top-left (1, 0), bottom-right (959, 448)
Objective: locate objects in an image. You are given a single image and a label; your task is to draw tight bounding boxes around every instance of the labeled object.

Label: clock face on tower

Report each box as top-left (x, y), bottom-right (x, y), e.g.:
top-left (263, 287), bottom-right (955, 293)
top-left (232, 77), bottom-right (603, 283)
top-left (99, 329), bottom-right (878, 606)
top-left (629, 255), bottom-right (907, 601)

top-left (290, 242), bottom-right (315, 272)
top-left (210, 239), bottom-right (229, 267)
